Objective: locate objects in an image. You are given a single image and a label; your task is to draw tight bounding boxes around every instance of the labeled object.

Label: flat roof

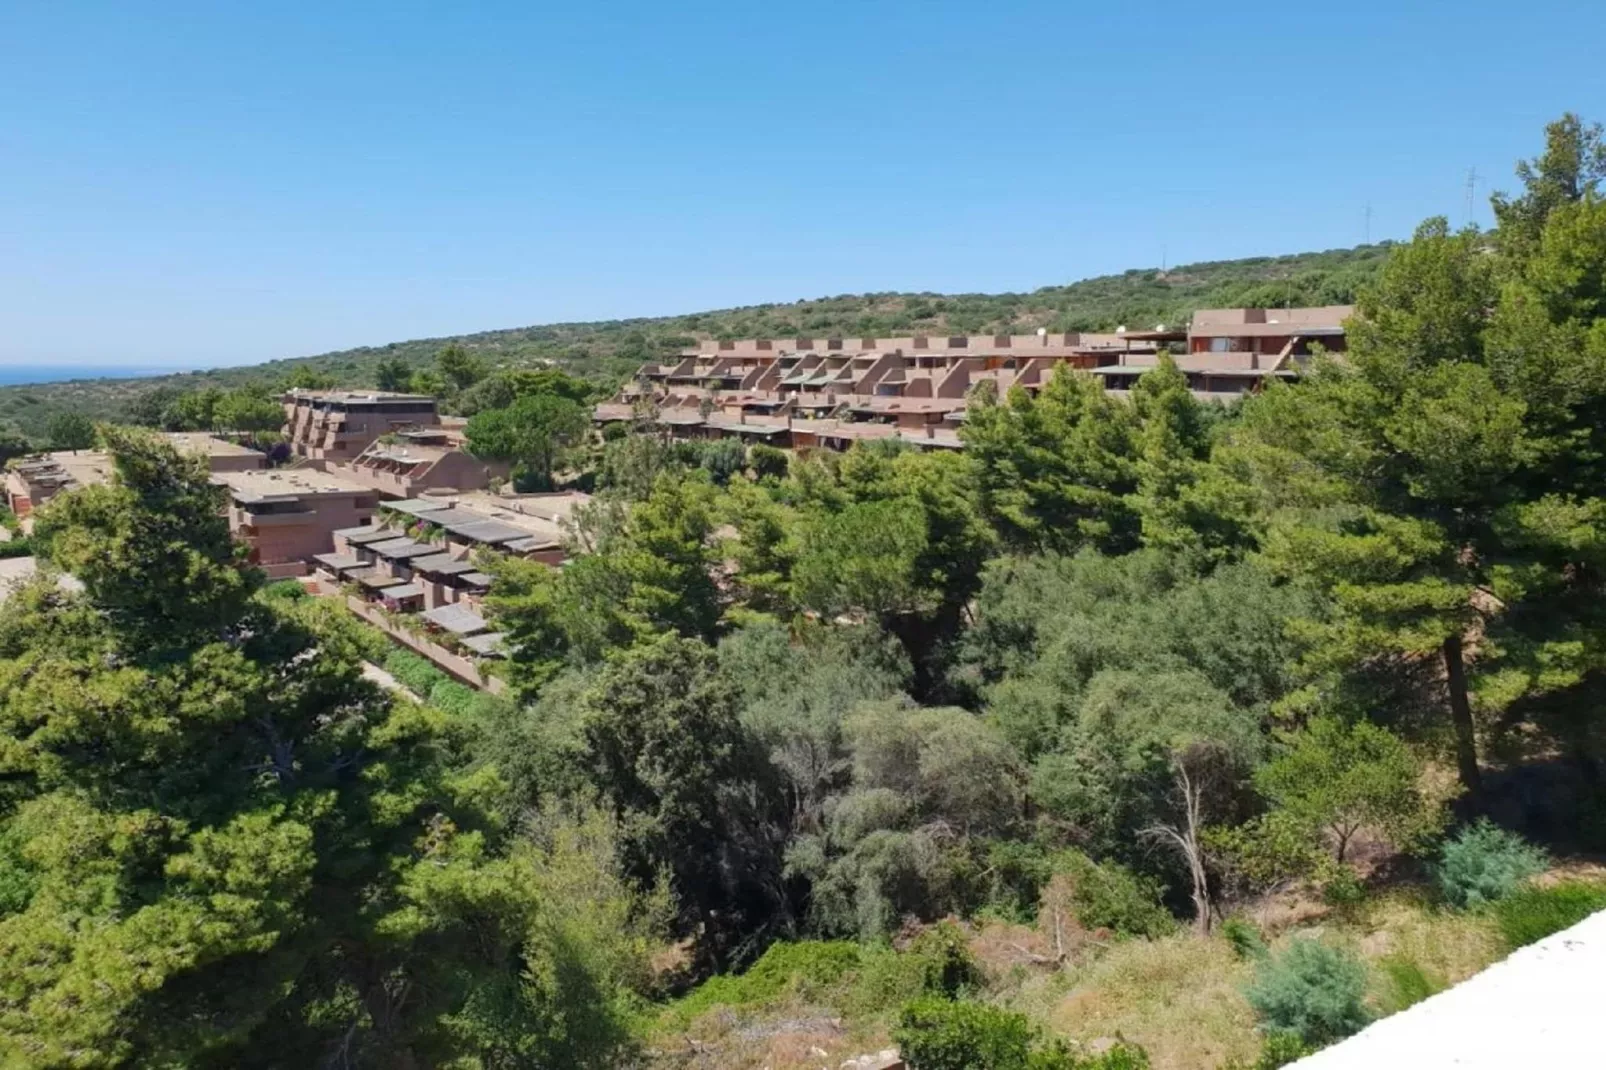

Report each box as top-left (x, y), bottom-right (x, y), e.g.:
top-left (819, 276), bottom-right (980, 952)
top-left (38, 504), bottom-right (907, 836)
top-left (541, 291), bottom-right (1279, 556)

top-left (354, 569), bottom-right (406, 589)
top-left (216, 468), bottom-right (374, 502)
top-left (162, 432), bottom-right (261, 457)
top-left (381, 498), bottom-right (457, 519)
top-left (379, 582), bottom-right (425, 600)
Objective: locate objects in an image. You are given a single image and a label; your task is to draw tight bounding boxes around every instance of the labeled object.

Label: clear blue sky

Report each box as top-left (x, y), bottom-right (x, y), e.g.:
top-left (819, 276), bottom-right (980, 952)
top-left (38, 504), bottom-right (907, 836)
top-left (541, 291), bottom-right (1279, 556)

top-left (3, 1), bottom-right (1603, 369)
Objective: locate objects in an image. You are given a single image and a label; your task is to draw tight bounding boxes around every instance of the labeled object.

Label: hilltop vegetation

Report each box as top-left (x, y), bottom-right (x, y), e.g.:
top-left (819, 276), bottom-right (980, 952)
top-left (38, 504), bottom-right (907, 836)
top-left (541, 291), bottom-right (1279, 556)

top-left (0, 243), bottom-right (1390, 439)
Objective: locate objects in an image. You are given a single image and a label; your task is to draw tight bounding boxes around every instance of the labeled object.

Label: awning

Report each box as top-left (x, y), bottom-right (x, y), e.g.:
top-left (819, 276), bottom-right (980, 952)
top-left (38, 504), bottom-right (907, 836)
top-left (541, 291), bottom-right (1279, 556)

top-left (440, 518), bottom-right (531, 544)
top-left (312, 552), bottom-right (363, 572)
top-left (382, 499), bottom-right (456, 519)
top-left (335, 526), bottom-right (402, 545)
top-left (368, 538), bottom-right (437, 560)
top-left (421, 603), bottom-right (489, 635)
top-left (503, 535), bottom-right (560, 553)
top-left (410, 552), bottom-right (475, 575)
top-left (460, 631), bottom-right (507, 656)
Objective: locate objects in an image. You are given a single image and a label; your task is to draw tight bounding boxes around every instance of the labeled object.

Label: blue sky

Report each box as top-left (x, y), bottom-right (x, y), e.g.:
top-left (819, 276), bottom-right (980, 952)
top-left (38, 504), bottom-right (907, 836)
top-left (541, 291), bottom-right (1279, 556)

top-left (2, 1), bottom-right (1603, 369)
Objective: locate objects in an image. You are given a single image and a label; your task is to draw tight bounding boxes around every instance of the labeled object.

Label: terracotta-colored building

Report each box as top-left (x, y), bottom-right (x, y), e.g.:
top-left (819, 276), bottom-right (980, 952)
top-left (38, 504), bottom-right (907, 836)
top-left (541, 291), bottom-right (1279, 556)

top-left (4, 434), bottom-right (266, 517)
top-left (600, 309), bottom-right (1355, 448)
top-left (325, 428), bottom-right (510, 500)
top-left (215, 468), bottom-right (380, 578)
top-left (282, 389), bottom-right (441, 464)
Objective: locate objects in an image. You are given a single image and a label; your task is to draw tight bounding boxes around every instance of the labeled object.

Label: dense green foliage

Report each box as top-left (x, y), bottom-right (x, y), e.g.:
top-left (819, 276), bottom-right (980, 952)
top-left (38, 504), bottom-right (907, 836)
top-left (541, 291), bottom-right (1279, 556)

top-left (6, 118), bottom-right (1606, 1067)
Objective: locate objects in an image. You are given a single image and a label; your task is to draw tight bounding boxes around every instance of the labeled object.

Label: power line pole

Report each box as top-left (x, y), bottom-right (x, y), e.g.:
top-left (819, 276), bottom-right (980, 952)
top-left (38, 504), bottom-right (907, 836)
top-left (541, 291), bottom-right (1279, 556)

top-left (1465, 167), bottom-right (1480, 228)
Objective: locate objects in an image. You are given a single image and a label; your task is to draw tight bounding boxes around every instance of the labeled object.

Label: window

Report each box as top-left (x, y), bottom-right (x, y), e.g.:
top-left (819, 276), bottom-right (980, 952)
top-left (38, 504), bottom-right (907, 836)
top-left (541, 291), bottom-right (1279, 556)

top-left (756, 340), bottom-right (772, 351)
top-left (827, 338), bottom-right (843, 350)
top-left (994, 334), bottom-right (1012, 347)
top-left (1210, 337), bottom-right (1233, 353)
top-left (912, 336), bottom-right (929, 349)
top-left (948, 336), bottom-right (968, 348)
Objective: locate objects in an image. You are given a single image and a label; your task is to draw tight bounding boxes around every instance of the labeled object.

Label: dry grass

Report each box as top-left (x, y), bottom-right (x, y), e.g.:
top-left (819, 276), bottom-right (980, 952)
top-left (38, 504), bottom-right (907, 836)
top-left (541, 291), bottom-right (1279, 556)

top-left (1013, 935), bottom-right (1260, 1070)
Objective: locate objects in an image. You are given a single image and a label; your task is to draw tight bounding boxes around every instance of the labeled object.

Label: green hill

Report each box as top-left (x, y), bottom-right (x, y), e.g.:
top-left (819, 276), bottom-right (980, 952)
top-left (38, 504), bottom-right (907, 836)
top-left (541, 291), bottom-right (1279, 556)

top-left (0, 242), bottom-right (1392, 440)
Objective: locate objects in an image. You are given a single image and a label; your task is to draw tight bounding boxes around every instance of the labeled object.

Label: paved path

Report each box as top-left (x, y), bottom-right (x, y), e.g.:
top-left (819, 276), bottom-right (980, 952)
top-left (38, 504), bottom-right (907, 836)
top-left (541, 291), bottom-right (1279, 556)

top-left (361, 661), bottom-right (422, 703)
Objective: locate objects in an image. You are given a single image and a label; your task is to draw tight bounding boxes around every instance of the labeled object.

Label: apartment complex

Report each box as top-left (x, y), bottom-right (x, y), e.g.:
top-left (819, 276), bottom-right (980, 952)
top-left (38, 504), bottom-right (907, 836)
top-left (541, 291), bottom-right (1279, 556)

top-left (215, 468), bottom-right (380, 577)
top-left (325, 427), bottom-right (510, 499)
top-left (317, 490), bottom-right (587, 654)
top-left (597, 307), bottom-right (1352, 448)
top-left (4, 433), bottom-right (266, 517)
top-left (281, 389), bottom-right (441, 464)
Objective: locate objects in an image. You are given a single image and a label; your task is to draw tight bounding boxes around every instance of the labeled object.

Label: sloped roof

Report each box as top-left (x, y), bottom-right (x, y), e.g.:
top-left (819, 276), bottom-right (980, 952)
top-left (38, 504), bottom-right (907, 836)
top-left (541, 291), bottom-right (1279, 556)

top-left (421, 603), bottom-right (489, 635)
top-left (335, 525), bottom-right (401, 545)
top-left (410, 553), bottom-right (476, 575)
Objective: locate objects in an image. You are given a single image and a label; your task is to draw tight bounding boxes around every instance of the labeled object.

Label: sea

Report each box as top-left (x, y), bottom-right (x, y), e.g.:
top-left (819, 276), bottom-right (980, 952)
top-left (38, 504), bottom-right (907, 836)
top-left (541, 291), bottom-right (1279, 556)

top-left (0, 365), bottom-right (196, 388)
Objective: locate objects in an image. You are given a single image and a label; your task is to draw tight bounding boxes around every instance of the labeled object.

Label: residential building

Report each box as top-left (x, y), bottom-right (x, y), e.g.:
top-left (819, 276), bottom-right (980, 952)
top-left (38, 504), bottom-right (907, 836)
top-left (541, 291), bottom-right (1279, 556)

top-left (4, 434), bottom-right (266, 517)
top-left (599, 309), bottom-right (1353, 449)
top-left (281, 389), bottom-right (441, 464)
top-left (324, 489), bottom-right (586, 610)
top-left (325, 428), bottom-right (510, 500)
top-left (215, 468), bottom-right (380, 577)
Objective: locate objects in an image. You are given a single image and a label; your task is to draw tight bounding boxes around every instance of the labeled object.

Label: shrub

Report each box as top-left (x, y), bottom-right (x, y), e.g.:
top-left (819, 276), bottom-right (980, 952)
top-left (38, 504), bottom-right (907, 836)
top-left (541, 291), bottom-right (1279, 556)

top-left (894, 997), bottom-right (1034, 1070)
top-left (910, 921), bottom-right (987, 999)
top-left (1435, 820), bottom-right (1547, 908)
top-left (1053, 851), bottom-right (1176, 939)
top-left (1221, 916), bottom-right (1267, 961)
top-left (1492, 881), bottom-right (1606, 950)
top-left (669, 940), bottom-right (861, 1020)
top-left (749, 443), bottom-right (789, 482)
top-left (1029, 1040), bottom-right (1152, 1069)
top-left (1244, 1032), bottom-right (1314, 1069)
top-left (261, 578), bottom-right (307, 600)
top-left (0, 536), bottom-right (34, 559)
top-left (1243, 938), bottom-right (1372, 1045)
top-left (699, 438), bottom-right (747, 486)
top-left (1376, 953), bottom-right (1442, 1013)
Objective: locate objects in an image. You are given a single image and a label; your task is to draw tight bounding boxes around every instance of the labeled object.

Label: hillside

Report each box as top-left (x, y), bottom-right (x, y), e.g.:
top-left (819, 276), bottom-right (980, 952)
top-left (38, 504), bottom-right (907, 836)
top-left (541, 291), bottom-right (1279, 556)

top-left (0, 242), bottom-right (1391, 439)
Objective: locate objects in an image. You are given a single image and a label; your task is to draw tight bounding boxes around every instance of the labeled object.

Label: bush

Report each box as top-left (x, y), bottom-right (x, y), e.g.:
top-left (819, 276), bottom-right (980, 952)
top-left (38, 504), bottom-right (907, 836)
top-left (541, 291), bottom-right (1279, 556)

top-left (911, 922), bottom-right (987, 999)
top-left (1243, 938), bottom-right (1372, 1046)
top-left (0, 536), bottom-right (34, 559)
top-left (1435, 820), bottom-right (1547, 908)
top-left (261, 578), bottom-right (307, 600)
top-left (1492, 881), bottom-right (1606, 950)
top-left (668, 940), bottom-right (861, 1020)
top-left (749, 443), bottom-right (789, 482)
top-left (1221, 917), bottom-right (1267, 961)
top-left (699, 437), bottom-right (747, 486)
top-left (894, 997), bottom-right (1034, 1070)
top-left (1246, 1032), bottom-right (1314, 1069)
top-left (1052, 851), bottom-right (1176, 939)
top-left (1029, 1040), bottom-right (1151, 1069)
